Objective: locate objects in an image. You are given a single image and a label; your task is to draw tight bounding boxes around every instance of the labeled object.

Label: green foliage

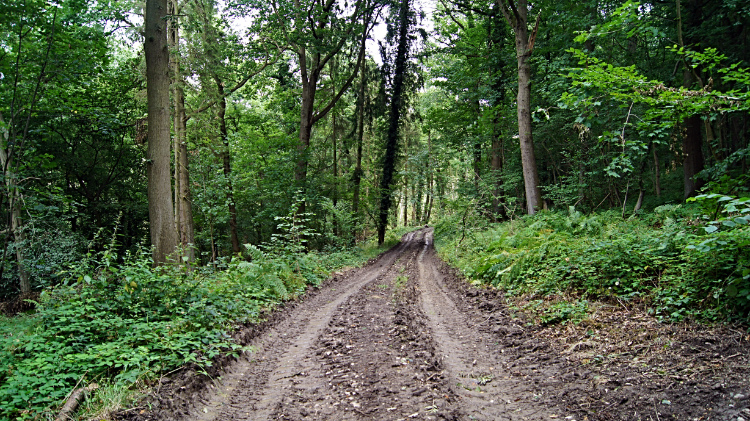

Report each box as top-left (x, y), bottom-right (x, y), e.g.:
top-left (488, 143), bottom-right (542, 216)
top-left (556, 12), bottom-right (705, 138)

top-left (434, 206), bottom-right (750, 325)
top-left (0, 235), bottom-right (385, 419)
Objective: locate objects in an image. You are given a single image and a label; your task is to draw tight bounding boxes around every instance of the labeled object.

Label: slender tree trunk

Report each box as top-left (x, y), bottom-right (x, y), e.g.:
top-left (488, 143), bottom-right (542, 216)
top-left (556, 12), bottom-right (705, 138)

top-left (473, 100), bottom-right (482, 193)
top-left (652, 143), bottom-right (661, 197)
top-left (683, 115), bottom-right (705, 198)
top-left (516, 32), bottom-right (542, 213)
top-left (412, 184), bottom-right (418, 224)
top-left (297, 75), bottom-right (318, 187)
top-left (215, 79), bottom-right (241, 254)
top-left (177, 107), bottom-right (194, 259)
top-left (145, 0), bottom-right (179, 264)
top-left (423, 130), bottom-right (433, 223)
top-left (168, 0), bottom-right (194, 262)
top-left (172, 1), bottom-right (195, 262)
top-left (331, 74), bottom-right (339, 236)
top-left (0, 114), bottom-right (29, 293)
top-left (402, 185), bottom-right (408, 227)
top-left (676, 0), bottom-right (705, 199)
top-left (491, 136), bottom-right (504, 221)
top-left (351, 67), bottom-right (366, 242)
top-left (10, 195), bottom-right (29, 293)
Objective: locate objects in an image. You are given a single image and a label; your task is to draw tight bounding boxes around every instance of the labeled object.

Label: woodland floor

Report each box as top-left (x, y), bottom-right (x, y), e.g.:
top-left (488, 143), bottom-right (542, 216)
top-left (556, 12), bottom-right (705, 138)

top-left (116, 228), bottom-right (750, 421)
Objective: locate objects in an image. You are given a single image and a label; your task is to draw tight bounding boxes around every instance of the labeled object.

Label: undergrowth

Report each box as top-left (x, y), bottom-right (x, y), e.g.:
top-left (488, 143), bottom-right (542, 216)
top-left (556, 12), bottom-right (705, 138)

top-left (0, 236), bottom-right (387, 420)
top-left (434, 201), bottom-right (750, 326)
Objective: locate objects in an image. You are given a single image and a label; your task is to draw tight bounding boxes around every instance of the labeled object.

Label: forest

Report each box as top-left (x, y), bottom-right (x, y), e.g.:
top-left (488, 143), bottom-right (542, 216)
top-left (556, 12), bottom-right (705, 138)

top-left (0, 0), bottom-right (749, 419)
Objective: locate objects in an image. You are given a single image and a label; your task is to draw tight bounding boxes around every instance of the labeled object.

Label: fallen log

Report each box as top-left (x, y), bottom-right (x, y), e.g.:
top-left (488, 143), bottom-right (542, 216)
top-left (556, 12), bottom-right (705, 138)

top-left (55, 383), bottom-right (98, 421)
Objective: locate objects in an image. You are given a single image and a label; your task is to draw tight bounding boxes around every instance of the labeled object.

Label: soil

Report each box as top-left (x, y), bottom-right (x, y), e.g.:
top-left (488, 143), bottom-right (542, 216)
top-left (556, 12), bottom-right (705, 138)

top-left (116, 228), bottom-right (750, 421)
top-left (0, 291), bottom-right (40, 316)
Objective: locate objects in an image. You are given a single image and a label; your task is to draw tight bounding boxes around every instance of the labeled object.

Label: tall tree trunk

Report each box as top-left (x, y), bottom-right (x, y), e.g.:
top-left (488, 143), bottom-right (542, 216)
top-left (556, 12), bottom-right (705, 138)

top-left (331, 68), bottom-right (339, 236)
top-left (415, 168), bottom-right (423, 224)
top-left (11, 195), bottom-right (29, 293)
top-left (676, 0), bottom-right (705, 199)
top-left (177, 106), bottom-right (194, 259)
top-left (473, 99), bottom-right (482, 193)
top-left (145, 0), bottom-right (179, 264)
top-left (652, 143), bottom-right (661, 197)
top-left (0, 114), bottom-right (29, 293)
top-left (296, 74), bottom-right (318, 189)
top-left (169, 0), bottom-right (180, 244)
top-left (351, 67), bottom-right (366, 242)
top-left (168, 0), bottom-right (195, 262)
top-left (498, 0), bottom-right (543, 214)
top-left (423, 130), bottom-right (433, 223)
top-left (378, 0), bottom-right (410, 245)
top-left (491, 124), bottom-right (505, 221)
top-left (402, 185), bottom-right (409, 226)
top-left (215, 79), bottom-right (241, 254)
top-left (683, 115), bottom-right (705, 198)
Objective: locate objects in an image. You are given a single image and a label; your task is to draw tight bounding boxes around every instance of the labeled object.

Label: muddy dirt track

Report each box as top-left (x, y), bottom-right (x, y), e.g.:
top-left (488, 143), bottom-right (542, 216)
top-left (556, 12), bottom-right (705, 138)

top-left (118, 228), bottom-right (750, 421)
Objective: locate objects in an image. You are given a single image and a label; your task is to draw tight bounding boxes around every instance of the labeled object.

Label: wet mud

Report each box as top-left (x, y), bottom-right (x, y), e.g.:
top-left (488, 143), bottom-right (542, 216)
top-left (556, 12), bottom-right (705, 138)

top-left (117, 228), bottom-right (750, 421)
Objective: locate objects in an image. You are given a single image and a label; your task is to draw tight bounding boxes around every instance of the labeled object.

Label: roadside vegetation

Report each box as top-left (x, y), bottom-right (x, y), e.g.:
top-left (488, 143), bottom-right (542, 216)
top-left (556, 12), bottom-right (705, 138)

top-left (0, 224), bottom-right (406, 420)
top-left (435, 189), bottom-right (750, 327)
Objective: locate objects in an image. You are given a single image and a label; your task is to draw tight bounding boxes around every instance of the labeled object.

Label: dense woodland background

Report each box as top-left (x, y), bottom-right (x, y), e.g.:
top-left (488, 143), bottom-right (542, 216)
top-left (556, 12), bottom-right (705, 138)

top-left (2, 0), bottom-right (748, 297)
top-left (1, 0), bottom-right (749, 417)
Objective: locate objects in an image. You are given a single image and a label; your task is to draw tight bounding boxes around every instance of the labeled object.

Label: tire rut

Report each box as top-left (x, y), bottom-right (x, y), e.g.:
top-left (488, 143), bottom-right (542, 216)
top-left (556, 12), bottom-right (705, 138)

top-left (416, 230), bottom-right (555, 420)
top-left (185, 231), bottom-right (424, 421)
top-left (121, 228), bottom-right (573, 421)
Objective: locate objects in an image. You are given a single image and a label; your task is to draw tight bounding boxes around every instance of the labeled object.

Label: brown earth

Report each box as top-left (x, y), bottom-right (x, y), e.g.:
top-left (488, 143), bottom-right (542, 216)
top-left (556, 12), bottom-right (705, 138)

top-left (116, 228), bottom-right (750, 421)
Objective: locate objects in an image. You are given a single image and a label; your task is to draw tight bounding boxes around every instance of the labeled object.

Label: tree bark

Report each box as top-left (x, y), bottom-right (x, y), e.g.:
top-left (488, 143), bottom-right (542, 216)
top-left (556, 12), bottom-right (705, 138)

top-left (145, 0), bottom-right (179, 264)
top-left (11, 196), bottom-right (29, 293)
top-left (168, 0), bottom-right (195, 262)
top-left (497, 0), bottom-right (543, 214)
top-left (683, 115), bottom-right (705, 199)
top-left (652, 143), bottom-right (661, 197)
top-left (351, 66), bottom-right (366, 242)
top-left (423, 130), bottom-right (433, 223)
top-left (491, 125), bottom-right (505, 221)
top-left (473, 100), bottom-right (482, 193)
top-left (676, 0), bottom-right (705, 199)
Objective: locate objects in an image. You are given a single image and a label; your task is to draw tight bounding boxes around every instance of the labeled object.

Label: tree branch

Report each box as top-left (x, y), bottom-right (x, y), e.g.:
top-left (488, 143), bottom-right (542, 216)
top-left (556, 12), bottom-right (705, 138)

top-left (312, 16), bottom-right (372, 124)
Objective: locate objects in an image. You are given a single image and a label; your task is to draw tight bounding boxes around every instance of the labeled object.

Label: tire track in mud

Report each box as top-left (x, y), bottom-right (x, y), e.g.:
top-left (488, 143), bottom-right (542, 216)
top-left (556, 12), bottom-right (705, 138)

top-left (416, 230), bottom-right (554, 420)
top-left (124, 228), bottom-right (572, 421)
top-left (269, 229), bottom-right (457, 420)
top-left (185, 231), bottom-right (423, 421)
top-left (119, 227), bottom-right (750, 421)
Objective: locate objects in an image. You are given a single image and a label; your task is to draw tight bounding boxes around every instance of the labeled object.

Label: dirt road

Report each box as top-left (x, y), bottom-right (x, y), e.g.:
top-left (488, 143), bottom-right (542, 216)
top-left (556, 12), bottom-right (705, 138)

top-left (120, 228), bottom-right (750, 421)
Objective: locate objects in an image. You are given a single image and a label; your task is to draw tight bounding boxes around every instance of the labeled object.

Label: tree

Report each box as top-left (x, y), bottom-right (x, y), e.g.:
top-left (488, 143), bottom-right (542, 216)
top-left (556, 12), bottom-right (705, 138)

top-left (240, 0), bottom-right (380, 211)
top-left (496, 0), bottom-right (543, 214)
top-left (145, 0), bottom-right (179, 264)
top-left (168, 0), bottom-right (196, 261)
top-left (378, 0), bottom-right (416, 245)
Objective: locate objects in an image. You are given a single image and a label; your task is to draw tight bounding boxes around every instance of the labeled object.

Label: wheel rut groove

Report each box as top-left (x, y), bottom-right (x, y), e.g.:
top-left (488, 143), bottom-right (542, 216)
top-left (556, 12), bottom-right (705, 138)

top-left (118, 228), bottom-right (576, 421)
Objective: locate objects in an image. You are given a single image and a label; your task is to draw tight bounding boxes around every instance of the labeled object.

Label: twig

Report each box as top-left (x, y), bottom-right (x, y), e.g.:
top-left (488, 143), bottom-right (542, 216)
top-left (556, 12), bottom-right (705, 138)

top-left (591, 193), bottom-right (610, 213)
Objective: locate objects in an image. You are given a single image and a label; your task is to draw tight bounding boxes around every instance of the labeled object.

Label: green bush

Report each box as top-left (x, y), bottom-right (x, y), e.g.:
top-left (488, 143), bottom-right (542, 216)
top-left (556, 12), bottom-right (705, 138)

top-left (434, 205), bottom-right (750, 324)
